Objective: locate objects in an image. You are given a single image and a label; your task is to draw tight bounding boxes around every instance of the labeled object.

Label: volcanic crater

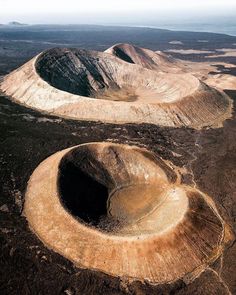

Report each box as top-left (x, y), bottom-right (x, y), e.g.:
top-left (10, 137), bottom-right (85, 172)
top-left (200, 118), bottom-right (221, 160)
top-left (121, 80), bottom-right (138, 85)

top-left (24, 142), bottom-right (231, 284)
top-left (0, 43), bottom-right (232, 128)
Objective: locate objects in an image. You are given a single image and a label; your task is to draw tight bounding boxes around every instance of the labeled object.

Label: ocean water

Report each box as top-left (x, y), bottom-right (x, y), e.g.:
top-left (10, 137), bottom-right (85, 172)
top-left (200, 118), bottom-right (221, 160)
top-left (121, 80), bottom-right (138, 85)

top-left (121, 16), bottom-right (236, 36)
top-left (146, 23), bottom-right (236, 37)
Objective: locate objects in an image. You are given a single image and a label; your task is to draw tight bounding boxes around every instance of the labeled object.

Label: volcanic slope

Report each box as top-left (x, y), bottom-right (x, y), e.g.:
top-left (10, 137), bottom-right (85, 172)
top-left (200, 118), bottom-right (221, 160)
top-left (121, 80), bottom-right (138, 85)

top-left (0, 44), bottom-right (232, 128)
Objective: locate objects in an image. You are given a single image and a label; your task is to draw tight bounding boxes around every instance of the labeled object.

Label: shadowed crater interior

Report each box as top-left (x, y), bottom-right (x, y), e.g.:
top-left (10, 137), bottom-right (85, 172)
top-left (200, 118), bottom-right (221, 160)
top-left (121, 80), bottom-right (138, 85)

top-left (56, 144), bottom-right (188, 234)
top-left (59, 158), bottom-right (109, 226)
top-left (58, 145), bottom-right (131, 232)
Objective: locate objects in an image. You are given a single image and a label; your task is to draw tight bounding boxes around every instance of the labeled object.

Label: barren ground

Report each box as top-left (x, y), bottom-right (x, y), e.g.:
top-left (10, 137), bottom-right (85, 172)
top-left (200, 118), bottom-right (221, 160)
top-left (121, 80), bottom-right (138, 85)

top-left (0, 26), bottom-right (236, 294)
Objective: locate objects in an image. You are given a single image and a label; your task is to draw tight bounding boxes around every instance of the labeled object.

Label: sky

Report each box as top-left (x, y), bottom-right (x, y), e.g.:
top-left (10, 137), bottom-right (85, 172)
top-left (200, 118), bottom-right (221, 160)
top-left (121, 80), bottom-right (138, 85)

top-left (0, 0), bottom-right (236, 25)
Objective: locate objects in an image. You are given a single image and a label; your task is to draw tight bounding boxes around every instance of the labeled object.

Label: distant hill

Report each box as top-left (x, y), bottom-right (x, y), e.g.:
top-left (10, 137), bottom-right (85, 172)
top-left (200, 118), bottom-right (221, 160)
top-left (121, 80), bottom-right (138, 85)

top-left (8, 21), bottom-right (27, 26)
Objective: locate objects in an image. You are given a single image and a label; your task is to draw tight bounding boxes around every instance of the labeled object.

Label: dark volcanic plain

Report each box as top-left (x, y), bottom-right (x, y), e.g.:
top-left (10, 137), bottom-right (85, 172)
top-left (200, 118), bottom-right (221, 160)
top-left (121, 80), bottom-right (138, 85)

top-left (0, 25), bottom-right (236, 295)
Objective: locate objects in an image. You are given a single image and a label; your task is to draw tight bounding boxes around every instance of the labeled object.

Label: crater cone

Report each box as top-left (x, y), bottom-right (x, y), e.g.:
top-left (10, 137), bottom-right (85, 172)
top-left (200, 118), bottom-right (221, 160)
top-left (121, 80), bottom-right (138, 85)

top-left (0, 44), bottom-right (232, 128)
top-left (105, 43), bottom-right (180, 72)
top-left (24, 143), bottom-right (229, 283)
